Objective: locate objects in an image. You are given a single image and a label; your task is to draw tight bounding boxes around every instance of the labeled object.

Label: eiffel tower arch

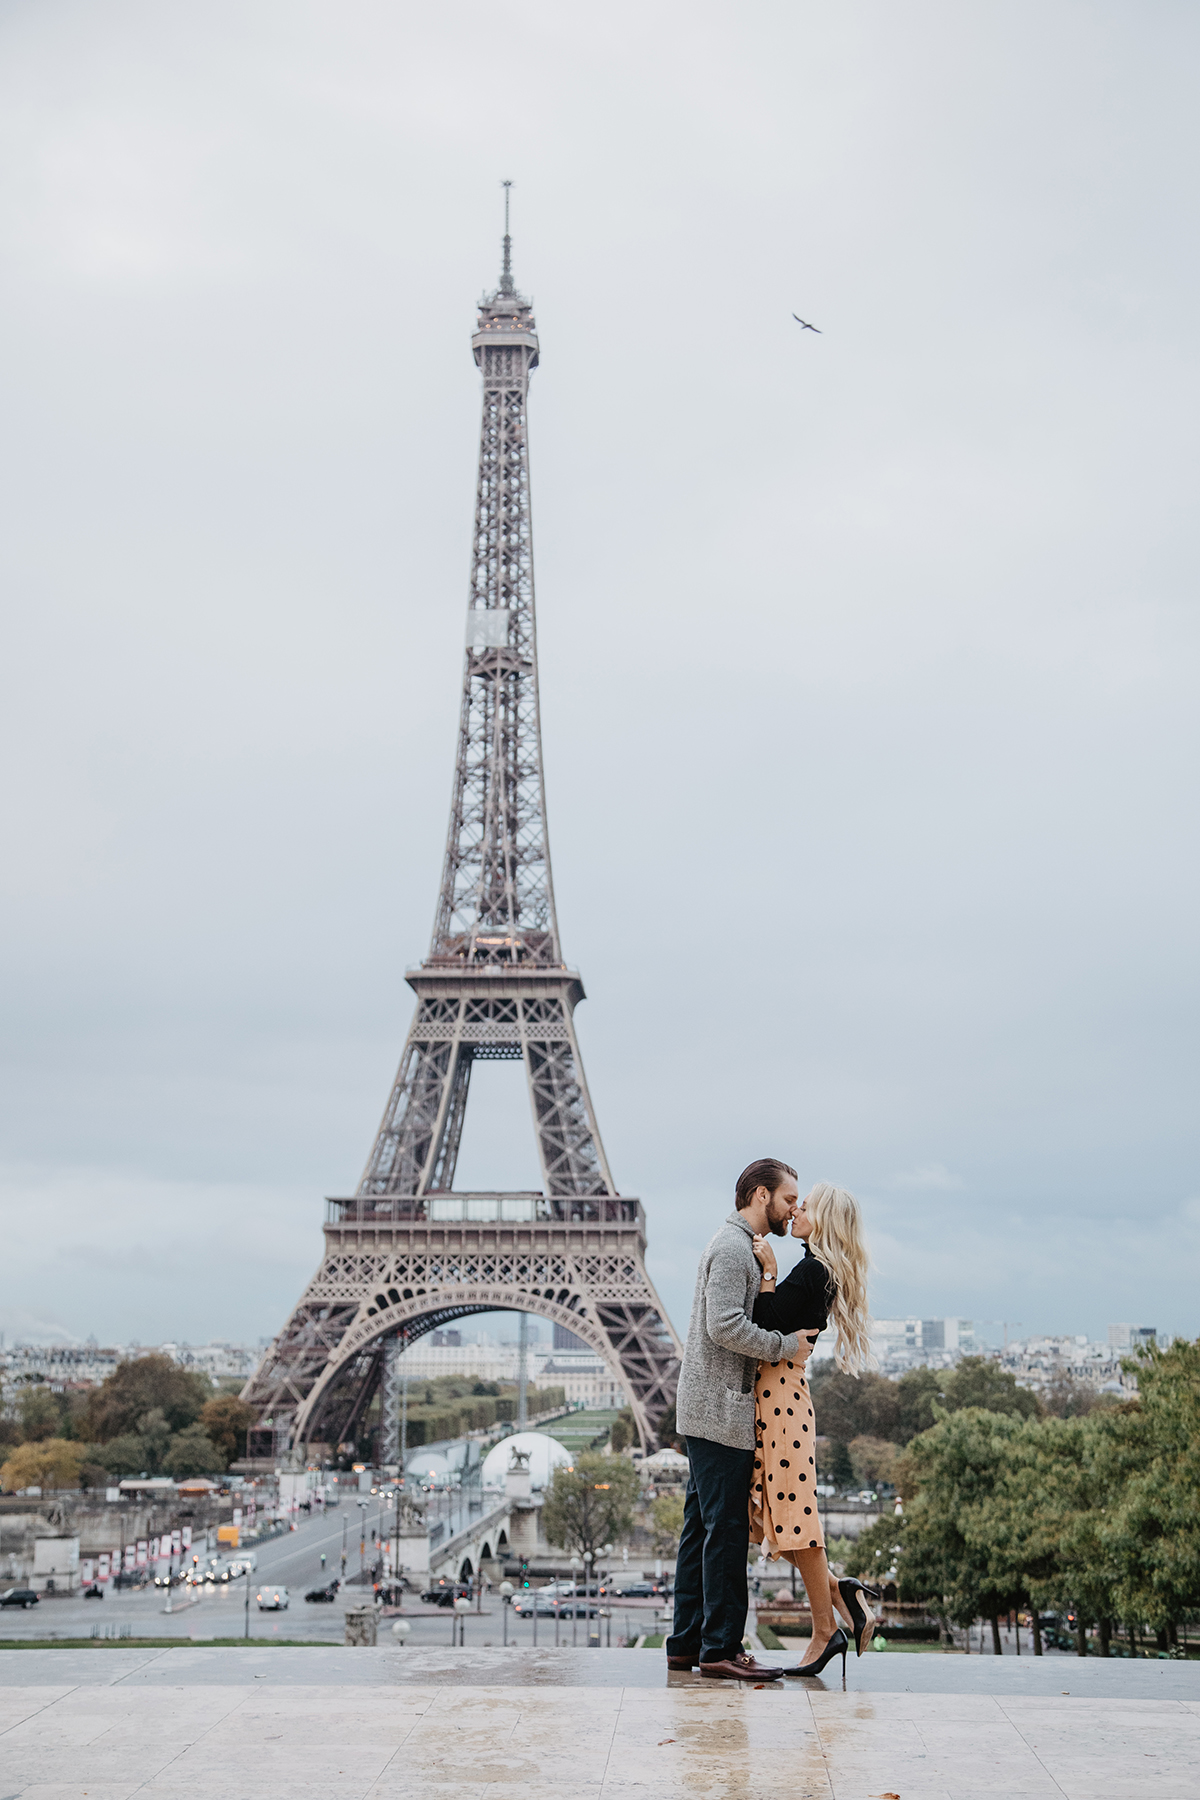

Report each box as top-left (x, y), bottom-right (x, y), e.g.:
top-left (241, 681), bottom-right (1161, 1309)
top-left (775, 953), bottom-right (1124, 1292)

top-left (244, 203), bottom-right (682, 1455)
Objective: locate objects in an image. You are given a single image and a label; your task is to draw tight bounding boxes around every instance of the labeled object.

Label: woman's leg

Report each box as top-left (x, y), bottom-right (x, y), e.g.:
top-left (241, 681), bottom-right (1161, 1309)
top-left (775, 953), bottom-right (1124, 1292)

top-left (791, 1547), bottom-right (839, 1662)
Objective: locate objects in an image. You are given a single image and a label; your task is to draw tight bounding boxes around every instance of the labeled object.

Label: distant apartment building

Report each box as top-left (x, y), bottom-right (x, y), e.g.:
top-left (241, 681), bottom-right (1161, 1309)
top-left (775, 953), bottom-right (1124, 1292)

top-left (870, 1318), bottom-right (976, 1370)
top-left (1107, 1324), bottom-right (1157, 1350)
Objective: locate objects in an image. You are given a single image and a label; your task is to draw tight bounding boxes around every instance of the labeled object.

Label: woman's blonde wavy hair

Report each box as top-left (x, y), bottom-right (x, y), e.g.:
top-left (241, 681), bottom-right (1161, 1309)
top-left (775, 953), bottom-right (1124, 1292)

top-left (806, 1182), bottom-right (873, 1375)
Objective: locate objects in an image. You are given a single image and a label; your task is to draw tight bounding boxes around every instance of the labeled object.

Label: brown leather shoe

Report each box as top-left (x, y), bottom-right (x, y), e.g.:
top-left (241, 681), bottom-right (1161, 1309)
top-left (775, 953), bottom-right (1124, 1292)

top-left (666, 1654), bottom-right (697, 1669)
top-left (699, 1652), bottom-right (782, 1680)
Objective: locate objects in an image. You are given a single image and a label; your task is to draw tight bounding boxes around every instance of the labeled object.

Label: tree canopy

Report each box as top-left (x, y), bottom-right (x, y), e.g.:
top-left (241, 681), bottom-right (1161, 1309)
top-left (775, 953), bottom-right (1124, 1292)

top-left (541, 1452), bottom-right (640, 1558)
top-left (85, 1354), bottom-right (212, 1441)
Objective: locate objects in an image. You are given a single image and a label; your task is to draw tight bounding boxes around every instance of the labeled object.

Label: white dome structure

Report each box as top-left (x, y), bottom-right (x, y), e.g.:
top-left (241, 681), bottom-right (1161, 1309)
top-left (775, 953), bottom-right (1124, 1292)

top-left (481, 1432), bottom-right (573, 1491)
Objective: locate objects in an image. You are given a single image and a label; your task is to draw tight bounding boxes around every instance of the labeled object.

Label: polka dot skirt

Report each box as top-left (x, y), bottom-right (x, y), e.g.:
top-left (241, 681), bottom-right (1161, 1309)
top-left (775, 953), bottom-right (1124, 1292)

top-left (748, 1354), bottom-right (824, 1560)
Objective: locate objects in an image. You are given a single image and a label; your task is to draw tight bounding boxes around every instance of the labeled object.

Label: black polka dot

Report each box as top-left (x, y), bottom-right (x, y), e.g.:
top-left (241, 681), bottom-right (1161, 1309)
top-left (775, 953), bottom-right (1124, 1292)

top-left (793, 1441), bottom-right (801, 1449)
top-left (793, 1527), bottom-right (801, 1535)
top-left (787, 1408), bottom-right (793, 1415)
top-left (809, 1457), bottom-right (814, 1464)
top-left (786, 1361), bottom-right (794, 1369)
top-left (755, 1482), bottom-right (762, 1491)
top-left (809, 1540), bottom-right (817, 1548)
top-left (777, 1492), bottom-right (785, 1501)
top-left (804, 1506), bottom-right (812, 1514)
top-left (762, 1388), bottom-right (770, 1397)
top-left (774, 1407), bottom-right (781, 1415)
top-left (754, 1460), bottom-right (761, 1469)
top-left (788, 1493), bottom-right (796, 1502)
top-left (780, 1458), bottom-right (790, 1468)
top-left (802, 1424), bottom-right (809, 1432)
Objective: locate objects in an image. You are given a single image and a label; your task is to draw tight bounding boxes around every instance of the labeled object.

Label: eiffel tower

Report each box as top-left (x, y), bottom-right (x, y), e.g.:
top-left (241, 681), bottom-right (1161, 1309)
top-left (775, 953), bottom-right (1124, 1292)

top-left (244, 200), bottom-right (682, 1458)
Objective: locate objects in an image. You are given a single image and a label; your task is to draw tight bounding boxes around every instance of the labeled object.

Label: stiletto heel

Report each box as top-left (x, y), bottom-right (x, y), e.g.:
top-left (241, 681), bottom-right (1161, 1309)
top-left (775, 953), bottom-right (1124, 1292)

top-left (782, 1626), bottom-right (849, 1681)
top-left (838, 1578), bottom-right (880, 1657)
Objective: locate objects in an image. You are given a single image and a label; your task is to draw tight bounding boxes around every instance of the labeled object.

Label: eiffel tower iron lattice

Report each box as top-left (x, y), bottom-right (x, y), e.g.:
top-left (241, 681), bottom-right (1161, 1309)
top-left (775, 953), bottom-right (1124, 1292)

top-left (243, 210), bottom-right (682, 1457)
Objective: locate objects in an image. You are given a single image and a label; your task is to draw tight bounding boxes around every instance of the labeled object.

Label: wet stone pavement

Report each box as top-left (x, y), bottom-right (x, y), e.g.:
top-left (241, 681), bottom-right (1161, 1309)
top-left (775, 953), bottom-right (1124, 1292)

top-left (0, 1646), bottom-right (1198, 1798)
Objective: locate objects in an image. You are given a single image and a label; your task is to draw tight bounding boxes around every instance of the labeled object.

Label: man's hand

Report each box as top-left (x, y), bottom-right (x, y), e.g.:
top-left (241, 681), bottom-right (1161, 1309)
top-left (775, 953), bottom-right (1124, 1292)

top-left (751, 1234), bottom-right (778, 1280)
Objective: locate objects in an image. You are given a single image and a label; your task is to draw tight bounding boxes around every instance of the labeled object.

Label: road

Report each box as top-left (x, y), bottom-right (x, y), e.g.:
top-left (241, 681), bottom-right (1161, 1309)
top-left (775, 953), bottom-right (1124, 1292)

top-left (0, 1503), bottom-right (663, 1648)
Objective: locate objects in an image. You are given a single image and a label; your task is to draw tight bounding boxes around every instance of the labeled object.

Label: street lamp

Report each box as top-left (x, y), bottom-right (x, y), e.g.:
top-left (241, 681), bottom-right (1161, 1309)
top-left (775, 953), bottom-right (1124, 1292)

top-left (569, 1554), bottom-right (580, 1648)
top-left (499, 1579), bottom-right (514, 1647)
top-left (453, 1595), bottom-right (471, 1647)
top-left (391, 1618), bottom-right (411, 1647)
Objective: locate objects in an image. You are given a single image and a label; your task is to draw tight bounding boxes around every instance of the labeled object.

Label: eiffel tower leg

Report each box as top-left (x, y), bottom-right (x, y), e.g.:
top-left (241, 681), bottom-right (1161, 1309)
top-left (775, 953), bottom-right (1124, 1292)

top-left (359, 998), bottom-right (475, 1198)
top-left (522, 995), bottom-right (615, 1196)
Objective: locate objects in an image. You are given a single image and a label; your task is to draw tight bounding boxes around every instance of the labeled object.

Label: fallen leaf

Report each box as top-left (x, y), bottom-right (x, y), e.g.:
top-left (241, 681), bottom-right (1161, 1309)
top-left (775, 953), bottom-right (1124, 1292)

top-left (658, 1739), bottom-right (675, 1746)
top-left (754, 1682), bottom-right (765, 1688)
top-left (870, 1792), bottom-right (900, 1798)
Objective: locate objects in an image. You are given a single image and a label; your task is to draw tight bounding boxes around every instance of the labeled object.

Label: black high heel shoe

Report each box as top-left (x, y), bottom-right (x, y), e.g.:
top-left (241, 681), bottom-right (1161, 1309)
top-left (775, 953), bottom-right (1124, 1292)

top-left (781, 1626), bottom-right (848, 1683)
top-left (837, 1578), bottom-right (882, 1657)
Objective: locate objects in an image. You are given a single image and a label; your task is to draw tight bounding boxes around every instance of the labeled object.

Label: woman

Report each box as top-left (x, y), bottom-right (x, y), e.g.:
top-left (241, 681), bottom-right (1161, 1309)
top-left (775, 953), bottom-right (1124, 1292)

top-left (749, 1181), bottom-right (878, 1678)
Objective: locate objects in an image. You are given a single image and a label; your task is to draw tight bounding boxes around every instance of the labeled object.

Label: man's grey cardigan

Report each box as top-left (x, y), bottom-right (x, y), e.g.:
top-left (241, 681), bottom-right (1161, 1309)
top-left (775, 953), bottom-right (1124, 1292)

top-left (675, 1211), bottom-right (802, 1451)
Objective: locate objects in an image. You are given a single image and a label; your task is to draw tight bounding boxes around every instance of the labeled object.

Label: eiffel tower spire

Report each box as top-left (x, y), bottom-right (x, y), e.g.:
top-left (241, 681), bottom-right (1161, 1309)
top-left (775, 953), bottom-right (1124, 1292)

top-left (241, 217), bottom-right (682, 1462)
top-left (433, 184), bottom-right (558, 968)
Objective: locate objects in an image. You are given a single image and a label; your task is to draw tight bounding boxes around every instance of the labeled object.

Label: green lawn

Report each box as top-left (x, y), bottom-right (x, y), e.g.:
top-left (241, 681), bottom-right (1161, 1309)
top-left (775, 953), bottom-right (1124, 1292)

top-left (536, 1409), bottom-right (625, 1454)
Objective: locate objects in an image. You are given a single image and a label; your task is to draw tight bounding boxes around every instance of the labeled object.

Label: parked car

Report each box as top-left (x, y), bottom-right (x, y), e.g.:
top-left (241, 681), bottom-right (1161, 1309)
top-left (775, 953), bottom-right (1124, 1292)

top-left (82, 1584), bottom-right (104, 1599)
top-left (305, 1582), bottom-right (340, 1603)
top-left (606, 1580), bottom-right (670, 1599)
top-left (256, 1585), bottom-right (289, 1610)
top-left (0, 1588), bottom-right (39, 1609)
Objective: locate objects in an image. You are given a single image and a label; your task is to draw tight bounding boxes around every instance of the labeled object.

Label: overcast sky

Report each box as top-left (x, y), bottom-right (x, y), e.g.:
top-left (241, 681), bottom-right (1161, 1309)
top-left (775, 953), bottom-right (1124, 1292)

top-left (1, 1), bottom-right (1197, 1354)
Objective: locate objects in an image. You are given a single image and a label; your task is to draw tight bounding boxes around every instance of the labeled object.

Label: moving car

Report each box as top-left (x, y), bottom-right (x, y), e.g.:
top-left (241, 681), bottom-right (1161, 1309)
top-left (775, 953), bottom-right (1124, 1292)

top-left (605, 1580), bottom-right (670, 1599)
top-left (0, 1591), bottom-right (39, 1620)
top-left (255, 1584), bottom-right (289, 1610)
top-left (0, 1588), bottom-right (39, 1609)
top-left (305, 1582), bottom-right (340, 1603)
top-left (421, 1582), bottom-right (471, 1608)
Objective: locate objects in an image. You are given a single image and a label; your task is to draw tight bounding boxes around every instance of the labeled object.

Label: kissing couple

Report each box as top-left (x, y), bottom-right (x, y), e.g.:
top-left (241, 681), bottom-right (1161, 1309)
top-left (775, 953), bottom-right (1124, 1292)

top-left (666, 1158), bottom-right (876, 1682)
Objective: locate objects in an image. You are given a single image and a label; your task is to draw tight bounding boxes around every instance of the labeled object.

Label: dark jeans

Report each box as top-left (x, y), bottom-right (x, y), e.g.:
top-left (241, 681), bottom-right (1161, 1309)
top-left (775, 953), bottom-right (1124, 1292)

top-left (665, 1434), bottom-right (755, 1664)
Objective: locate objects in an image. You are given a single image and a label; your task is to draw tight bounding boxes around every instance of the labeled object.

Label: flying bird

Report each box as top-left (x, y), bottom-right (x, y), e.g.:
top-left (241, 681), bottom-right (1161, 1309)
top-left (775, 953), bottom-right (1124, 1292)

top-left (792, 314), bottom-right (822, 332)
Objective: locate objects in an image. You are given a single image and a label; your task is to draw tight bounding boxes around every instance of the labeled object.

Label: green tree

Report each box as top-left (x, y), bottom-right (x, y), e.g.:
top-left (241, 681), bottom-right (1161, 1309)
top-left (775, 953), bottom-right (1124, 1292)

top-left (889, 1408), bottom-right (1028, 1638)
top-left (1093, 1339), bottom-right (1200, 1636)
top-left (849, 1434), bottom-right (900, 1489)
top-left (942, 1357), bottom-right (1041, 1421)
top-left (609, 1409), bottom-right (635, 1454)
top-left (18, 1385), bottom-right (66, 1442)
top-left (542, 1451), bottom-right (640, 1558)
top-left (650, 1492), bottom-right (685, 1555)
top-left (163, 1425), bottom-right (225, 1477)
top-left (808, 1368), bottom-right (902, 1445)
top-left (85, 1355), bottom-right (211, 1441)
top-left (895, 1367), bottom-right (944, 1441)
top-left (95, 1408), bottom-right (174, 1478)
top-left (200, 1395), bottom-right (255, 1464)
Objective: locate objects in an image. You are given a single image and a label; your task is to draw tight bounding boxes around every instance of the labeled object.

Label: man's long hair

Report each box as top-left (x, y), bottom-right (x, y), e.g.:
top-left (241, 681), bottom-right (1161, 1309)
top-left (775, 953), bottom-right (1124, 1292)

top-left (807, 1182), bottom-right (873, 1374)
top-left (734, 1158), bottom-right (797, 1209)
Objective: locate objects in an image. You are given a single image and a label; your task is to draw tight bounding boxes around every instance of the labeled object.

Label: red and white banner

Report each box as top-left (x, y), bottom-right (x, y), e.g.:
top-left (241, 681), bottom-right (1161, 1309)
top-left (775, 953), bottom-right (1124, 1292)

top-left (81, 1559), bottom-right (95, 1585)
top-left (98, 1552), bottom-right (111, 1582)
top-left (181, 1526), bottom-right (192, 1551)
top-left (171, 1529), bottom-right (182, 1558)
top-left (149, 1536), bottom-right (160, 1561)
top-left (125, 1545), bottom-right (136, 1572)
top-left (137, 1539), bottom-right (148, 1567)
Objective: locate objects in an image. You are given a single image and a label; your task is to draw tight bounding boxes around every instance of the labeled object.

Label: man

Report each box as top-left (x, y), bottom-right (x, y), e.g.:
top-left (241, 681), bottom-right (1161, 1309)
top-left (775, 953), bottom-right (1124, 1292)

top-left (666, 1158), bottom-right (803, 1680)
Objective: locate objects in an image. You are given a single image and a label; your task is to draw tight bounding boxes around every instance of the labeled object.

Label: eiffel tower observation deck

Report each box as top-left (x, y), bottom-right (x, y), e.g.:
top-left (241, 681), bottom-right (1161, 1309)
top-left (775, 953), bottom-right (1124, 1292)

top-left (244, 202), bottom-right (682, 1458)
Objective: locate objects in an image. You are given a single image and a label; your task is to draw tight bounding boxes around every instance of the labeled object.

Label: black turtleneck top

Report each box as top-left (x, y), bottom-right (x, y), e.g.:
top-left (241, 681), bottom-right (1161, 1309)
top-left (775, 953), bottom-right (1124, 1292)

top-left (751, 1242), bottom-right (832, 1334)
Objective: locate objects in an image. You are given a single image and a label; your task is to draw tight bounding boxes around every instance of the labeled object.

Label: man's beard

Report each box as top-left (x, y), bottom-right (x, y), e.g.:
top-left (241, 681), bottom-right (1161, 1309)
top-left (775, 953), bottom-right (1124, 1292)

top-left (768, 1217), bottom-right (790, 1237)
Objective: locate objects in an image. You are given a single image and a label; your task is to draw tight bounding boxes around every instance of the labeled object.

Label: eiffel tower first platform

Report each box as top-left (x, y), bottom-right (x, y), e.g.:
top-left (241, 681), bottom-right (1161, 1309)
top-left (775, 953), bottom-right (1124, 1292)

top-left (243, 206), bottom-right (682, 1458)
